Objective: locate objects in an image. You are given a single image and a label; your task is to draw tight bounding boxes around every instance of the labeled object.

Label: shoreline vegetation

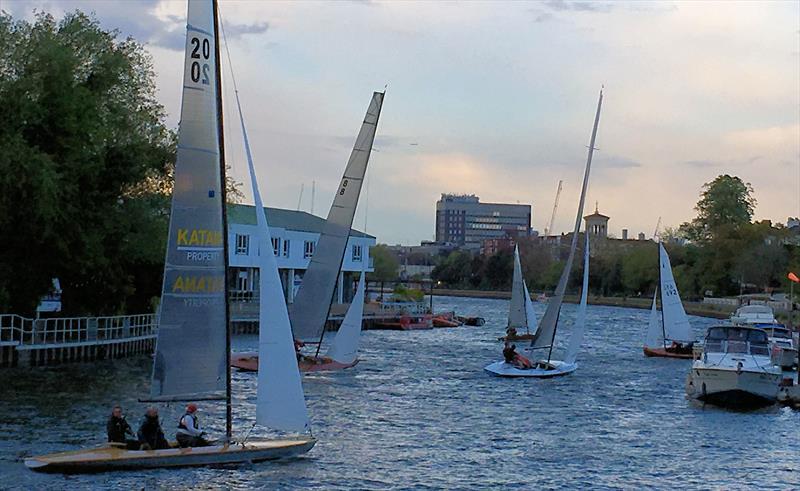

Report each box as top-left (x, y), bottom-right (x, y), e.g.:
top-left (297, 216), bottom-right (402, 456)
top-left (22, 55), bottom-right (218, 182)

top-left (430, 288), bottom-right (735, 320)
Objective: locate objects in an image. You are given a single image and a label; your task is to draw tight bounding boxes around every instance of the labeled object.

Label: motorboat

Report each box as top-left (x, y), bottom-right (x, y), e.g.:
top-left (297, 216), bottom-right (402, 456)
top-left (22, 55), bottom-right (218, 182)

top-left (730, 304), bottom-right (796, 368)
top-left (686, 325), bottom-right (782, 408)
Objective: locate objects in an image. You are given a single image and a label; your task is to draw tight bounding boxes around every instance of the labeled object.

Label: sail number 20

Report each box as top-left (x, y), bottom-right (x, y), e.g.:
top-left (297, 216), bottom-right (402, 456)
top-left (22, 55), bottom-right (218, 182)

top-left (189, 37), bottom-right (211, 85)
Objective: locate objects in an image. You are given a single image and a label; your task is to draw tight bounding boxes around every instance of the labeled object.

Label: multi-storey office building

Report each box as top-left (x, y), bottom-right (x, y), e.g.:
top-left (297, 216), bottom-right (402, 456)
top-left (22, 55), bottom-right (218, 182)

top-left (435, 194), bottom-right (531, 250)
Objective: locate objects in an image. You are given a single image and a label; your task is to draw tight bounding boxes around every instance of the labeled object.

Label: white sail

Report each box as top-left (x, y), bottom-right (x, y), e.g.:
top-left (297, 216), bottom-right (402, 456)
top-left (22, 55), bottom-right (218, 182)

top-left (151, 0), bottom-right (226, 399)
top-left (659, 243), bottom-right (692, 343)
top-left (290, 92), bottom-right (385, 342)
top-left (522, 280), bottom-right (539, 337)
top-left (532, 90), bottom-right (603, 351)
top-left (508, 245), bottom-right (530, 333)
top-left (326, 271), bottom-right (366, 364)
top-left (232, 79), bottom-right (309, 432)
top-left (644, 287), bottom-right (662, 348)
top-left (564, 232), bottom-right (590, 364)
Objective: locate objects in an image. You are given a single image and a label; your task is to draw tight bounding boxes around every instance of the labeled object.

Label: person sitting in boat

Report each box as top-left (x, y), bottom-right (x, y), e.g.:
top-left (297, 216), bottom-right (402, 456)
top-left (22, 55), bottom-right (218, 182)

top-left (503, 342), bottom-right (517, 363)
top-left (138, 407), bottom-right (170, 450)
top-left (176, 403), bottom-right (211, 448)
top-left (106, 405), bottom-right (139, 450)
top-left (506, 326), bottom-right (518, 339)
top-left (503, 343), bottom-right (534, 369)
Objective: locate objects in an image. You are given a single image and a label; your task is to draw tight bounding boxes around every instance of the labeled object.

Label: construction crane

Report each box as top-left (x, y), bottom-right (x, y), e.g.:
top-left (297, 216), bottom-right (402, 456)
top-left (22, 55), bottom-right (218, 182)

top-left (653, 216), bottom-right (662, 241)
top-left (543, 180), bottom-right (563, 236)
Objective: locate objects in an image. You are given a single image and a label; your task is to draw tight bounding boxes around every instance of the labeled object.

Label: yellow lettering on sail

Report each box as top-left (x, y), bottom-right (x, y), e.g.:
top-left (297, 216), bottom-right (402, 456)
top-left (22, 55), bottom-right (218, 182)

top-left (176, 228), bottom-right (222, 247)
top-left (177, 229), bottom-right (189, 245)
top-left (172, 276), bottom-right (184, 292)
top-left (171, 275), bottom-right (224, 293)
top-left (189, 230), bottom-right (200, 246)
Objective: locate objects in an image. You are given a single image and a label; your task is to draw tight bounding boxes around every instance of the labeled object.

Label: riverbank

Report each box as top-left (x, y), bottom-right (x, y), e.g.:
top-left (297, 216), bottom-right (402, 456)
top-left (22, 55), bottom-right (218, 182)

top-left (431, 288), bottom-right (735, 320)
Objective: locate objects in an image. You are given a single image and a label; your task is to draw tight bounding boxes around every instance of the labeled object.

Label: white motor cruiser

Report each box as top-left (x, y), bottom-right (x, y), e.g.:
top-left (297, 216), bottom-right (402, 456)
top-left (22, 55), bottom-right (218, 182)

top-left (686, 325), bottom-right (782, 409)
top-left (730, 304), bottom-right (797, 369)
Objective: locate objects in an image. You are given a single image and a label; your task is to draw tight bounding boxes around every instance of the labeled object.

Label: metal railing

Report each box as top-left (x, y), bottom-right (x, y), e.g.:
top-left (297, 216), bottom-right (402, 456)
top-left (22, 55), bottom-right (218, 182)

top-left (0, 313), bottom-right (157, 347)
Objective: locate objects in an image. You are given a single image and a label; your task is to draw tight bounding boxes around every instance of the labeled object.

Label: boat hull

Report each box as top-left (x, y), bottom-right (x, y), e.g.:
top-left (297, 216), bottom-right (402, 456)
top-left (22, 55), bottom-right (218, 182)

top-left (231, 352), bottom-right (358, 373)
top-left (497, 334), bottom-right (536, 342)
top-left (643, 346), bottom-right (693, 359)
top-left (484, 360), bottom-right (577, 378)
top-left (24, 437), bottom-right (316, 474)
top-left (686, 367), bottom-right (780, 409)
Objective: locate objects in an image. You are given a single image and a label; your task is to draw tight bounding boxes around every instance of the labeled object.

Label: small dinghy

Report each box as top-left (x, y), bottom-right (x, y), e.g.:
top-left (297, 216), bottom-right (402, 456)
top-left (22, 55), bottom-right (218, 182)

top-left (498, 245), bottom-right (538, 343)
top-left (485, 89), bottom-right (602, 379)
top-left (642, 243), bottom-right (696, 359)
top-left (27, 2), bottom-right (315, 471)
top-left (24, 438), bottom-right (315, 474)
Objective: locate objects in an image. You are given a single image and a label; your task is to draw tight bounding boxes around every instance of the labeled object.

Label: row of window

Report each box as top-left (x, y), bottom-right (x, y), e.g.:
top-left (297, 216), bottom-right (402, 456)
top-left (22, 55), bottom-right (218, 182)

top-left (235, 234), bottom-right (363, 261)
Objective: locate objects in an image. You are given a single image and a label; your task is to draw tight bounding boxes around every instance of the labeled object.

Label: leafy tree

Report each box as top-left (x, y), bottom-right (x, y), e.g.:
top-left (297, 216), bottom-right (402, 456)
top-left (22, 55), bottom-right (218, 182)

top-left (483, 250), bottom-right (512, 290)
top-left (0, 11), bottom-right (175, 315)
top-left (680, 175), bottom-right (755, 241)
top-left (621, 244), bottom-right (657, 295)
top-left (368, 244), bottom-right (399, 282)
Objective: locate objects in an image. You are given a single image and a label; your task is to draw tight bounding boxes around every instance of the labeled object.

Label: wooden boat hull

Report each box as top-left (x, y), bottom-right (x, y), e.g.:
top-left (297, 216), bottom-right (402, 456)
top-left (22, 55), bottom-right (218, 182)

top-left (484, 360), bottom-right (577, 378)
top-left (25, 437), bottom-right (316, 474)
top-left (231, 352), bottom-right (358, 373)
top-left (642, 346), bottom-right (693, 359)
top-left (432, 317), bottom-right (461, 328)
top-left (497, 334), bottom-right (536, 342)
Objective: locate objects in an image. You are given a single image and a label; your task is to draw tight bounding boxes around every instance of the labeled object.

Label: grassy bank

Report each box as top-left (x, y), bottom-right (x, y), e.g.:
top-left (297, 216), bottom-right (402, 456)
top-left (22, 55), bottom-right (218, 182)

top-left (431, 288), bottom-right (736, 320)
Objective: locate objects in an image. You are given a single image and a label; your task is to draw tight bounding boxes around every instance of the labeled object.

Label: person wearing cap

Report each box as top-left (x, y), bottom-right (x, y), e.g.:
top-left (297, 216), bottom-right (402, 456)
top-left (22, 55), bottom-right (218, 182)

top-left (176, 403), bottom-right (210, 448)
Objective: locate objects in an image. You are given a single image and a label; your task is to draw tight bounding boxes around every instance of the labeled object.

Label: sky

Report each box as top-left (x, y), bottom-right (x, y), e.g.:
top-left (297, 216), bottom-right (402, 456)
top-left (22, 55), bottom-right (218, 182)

top-left (4, 0), bottom-right (800, 244)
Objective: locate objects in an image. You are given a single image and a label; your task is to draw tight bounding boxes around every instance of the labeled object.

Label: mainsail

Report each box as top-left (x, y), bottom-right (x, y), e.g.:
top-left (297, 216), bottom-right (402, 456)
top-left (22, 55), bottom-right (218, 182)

top-left (564, 232), bottom-right (590, 365)
top-left (327, 271), bottom-right (366, 365)
top-left (508, 245), bottom-right (536, 333)
top-left (532, 90), bottom-right (603, 353)
top-left (151, 0), bottom-right (227, 399)
top-left (644, 287), bottom-right (662, 348)
top-left (232, 80), bottom-right (310, 432)
top-left (659, 243), bottom-right (692, 343)
top-left (290, 91), bottom-right (385, 342)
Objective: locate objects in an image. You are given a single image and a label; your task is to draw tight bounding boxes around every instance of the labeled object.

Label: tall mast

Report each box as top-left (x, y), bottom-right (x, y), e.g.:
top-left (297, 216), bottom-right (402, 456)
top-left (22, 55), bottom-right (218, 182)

top-left (545, 89), bottom-right (603, 364)
top-left (211, 0), bottom-right (232, 441)
top-left (658, 246), bottom-right (667, 349)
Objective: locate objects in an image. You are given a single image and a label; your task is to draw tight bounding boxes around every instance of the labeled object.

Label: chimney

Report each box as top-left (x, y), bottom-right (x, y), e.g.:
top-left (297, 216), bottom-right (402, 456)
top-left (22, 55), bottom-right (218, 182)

top-left (622, 229), bottom-right (628, 240)
top-left (637, 232), bottom-right (645, 240)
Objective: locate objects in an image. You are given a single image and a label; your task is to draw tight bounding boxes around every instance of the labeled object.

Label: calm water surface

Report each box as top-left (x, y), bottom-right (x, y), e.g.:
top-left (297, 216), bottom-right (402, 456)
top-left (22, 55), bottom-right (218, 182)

top-left (1, 296), bottom-right (798, 490)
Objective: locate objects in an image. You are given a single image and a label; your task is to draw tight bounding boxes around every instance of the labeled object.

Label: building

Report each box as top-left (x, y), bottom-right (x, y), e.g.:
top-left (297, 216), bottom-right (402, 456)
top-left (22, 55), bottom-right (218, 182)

top-left (584, 204), bottom-right (610, 238)
top-left (227, 204), bottom-right (375, 306)
top-left (481, 237), bottom-right (516, 256)
top-left (435, 194), bottom-right (531, 250)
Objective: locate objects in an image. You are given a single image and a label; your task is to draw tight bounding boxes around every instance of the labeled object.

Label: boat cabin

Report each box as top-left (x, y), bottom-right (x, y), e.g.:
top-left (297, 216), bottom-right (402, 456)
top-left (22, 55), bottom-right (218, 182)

top-left (730, 305), bottom-right (778, 327)
top-left (703, 325), bottom-right (770, 356)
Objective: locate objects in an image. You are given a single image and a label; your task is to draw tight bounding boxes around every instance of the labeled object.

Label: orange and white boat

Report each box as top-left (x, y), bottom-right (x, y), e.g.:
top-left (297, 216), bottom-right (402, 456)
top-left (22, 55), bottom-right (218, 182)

top-left (232, 351), bottom-right (358, 373)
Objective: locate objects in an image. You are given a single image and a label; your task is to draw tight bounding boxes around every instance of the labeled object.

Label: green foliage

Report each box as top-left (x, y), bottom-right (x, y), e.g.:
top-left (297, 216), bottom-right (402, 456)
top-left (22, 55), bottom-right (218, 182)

top-left (0, 11), bottom-right (174, 315)
top-left (368, 244), bottom-right (399, 281)
top-left (392, 284), bottom-right (424, 302)
top-left (680, 174), bottom-right (755, 241)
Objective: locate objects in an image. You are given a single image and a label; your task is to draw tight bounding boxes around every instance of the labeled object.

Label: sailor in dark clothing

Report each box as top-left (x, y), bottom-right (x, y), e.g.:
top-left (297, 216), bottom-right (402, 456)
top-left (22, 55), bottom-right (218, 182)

top-left (137, 407), bottom-right (170, 450)
top-left (503, 343), bottom-right (516, 363)
top-left (107, 405), bottom-right (139, 450)
top-left (176, 403), bottom-right (211, 448)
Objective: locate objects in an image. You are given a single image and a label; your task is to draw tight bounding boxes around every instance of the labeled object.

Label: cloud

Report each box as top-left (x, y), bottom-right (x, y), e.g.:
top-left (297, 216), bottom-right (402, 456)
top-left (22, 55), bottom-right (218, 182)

top-left (596, 154), bottom-right (642, 169)
top-left (543, 0), bottom-right (614, 13)
top-left (683, 160), bottom-right (720, 168)
top-left (223, 21), bottom-right (269, 38)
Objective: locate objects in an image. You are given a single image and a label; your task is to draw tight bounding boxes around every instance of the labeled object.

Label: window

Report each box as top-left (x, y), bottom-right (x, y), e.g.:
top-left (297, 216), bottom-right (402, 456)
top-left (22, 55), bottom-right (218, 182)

top-left (352, 244), bottom-right (362, 262)
top-left (236, 271), bottom-right (249, 291)
top-left (304, 240), bottom-right (315, 259)
top-left (235, 234), bottom-right (249, 255)
top-left (271, 237), bottom-right (280, 256)
top-left (283, 239), bottom-right (290, 257)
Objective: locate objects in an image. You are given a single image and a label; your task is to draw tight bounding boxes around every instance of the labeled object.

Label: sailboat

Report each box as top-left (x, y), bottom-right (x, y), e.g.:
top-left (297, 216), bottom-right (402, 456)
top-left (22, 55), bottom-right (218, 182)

top-left (642, 243), bottom-right (695, 359)
top-left (484, 89), bottom-right (602, 378)
top-left (25, 0), bottom-right (314, 473)
top-left (232, 91), bottom-right (384, 373)
top-left (498, 245), bottom-right (538, 342)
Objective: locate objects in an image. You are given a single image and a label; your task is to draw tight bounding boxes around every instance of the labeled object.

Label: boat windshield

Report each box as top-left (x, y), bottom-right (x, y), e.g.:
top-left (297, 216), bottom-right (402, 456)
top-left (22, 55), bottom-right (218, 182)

top-left (704, 326), bottom-right (770, 356)
top-left (767, 328), bottom-right (791, 339)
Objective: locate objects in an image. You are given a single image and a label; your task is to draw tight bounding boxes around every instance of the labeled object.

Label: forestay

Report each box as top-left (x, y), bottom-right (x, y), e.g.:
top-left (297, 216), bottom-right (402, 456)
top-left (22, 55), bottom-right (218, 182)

top-left (290, 92), bottom-right (385, 342)
top-left (564, 232), bottom-right (590, 364)
top-left (532, 90), bottom-right (603, 351)
top-left (659, 243), bottom-right (692, 343)
top-left (327, 271), bottom-right (366, 364)
top-left (232, 79), bottom-right (310, 432)
top-left (151, 0), bottom-right (226, 399)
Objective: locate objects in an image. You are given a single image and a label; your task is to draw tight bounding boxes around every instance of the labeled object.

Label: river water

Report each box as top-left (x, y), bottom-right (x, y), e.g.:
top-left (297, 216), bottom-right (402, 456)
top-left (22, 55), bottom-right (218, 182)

top-left (1, 296), bottom-right (797, 490)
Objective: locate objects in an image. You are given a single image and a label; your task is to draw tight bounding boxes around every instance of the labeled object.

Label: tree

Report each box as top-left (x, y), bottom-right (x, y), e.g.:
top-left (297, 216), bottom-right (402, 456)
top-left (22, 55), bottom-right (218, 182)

top-left (368, 244), bottom-right (399, 281)
top-left (680, 175), bottom-right (755, 241)
top-left (0, 11), bottom-right (175, 315)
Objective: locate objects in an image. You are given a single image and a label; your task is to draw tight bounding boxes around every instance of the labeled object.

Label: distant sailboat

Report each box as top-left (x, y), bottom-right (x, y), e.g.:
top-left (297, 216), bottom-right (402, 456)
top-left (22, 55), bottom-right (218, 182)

top-left (25, 0), bottom-right (314, 473)
top-left (485, 88), bottom-right (602, 378)
top-left (642, 243), bottom-right (695, 359)
top-left (231, 91), bottom-right (384, 373)
top-left (498, 245), bottom-right (538, 342)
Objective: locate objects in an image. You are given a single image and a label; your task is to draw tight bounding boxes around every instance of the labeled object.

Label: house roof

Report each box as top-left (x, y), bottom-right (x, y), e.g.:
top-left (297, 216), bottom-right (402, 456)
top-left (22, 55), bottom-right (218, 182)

top-left (583, 211), bottom-right (610, 220)
top-left (227, 203), bottom-right (375, 239)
